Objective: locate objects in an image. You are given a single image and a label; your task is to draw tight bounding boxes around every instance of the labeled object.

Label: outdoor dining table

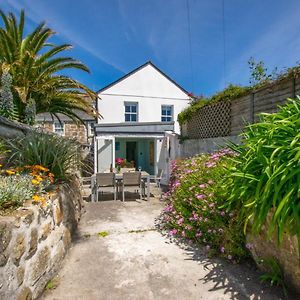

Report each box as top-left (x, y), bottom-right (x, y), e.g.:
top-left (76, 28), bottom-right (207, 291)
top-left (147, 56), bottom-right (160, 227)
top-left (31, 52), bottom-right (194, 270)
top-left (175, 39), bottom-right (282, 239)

top-left (91, 171), bottom-right (150, 202)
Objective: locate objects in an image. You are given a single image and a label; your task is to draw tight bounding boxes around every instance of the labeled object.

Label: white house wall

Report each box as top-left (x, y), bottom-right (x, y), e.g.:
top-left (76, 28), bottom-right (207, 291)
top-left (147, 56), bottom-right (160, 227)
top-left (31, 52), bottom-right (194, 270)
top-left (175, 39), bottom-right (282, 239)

top-left (98, 64), bottom-right (190, 134)
top-left (156, 138), bottom-right (166, 180)
top-left (96, 138), bottom-right (114, 172)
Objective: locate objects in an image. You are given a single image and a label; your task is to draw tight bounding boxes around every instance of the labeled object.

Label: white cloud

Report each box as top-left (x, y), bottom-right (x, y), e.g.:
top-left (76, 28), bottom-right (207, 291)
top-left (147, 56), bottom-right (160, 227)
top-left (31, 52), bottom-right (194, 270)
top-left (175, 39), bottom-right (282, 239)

top-left (3, 0), bottom-right (126, 73)
top-left (223, 2), bottom-right (300, 88)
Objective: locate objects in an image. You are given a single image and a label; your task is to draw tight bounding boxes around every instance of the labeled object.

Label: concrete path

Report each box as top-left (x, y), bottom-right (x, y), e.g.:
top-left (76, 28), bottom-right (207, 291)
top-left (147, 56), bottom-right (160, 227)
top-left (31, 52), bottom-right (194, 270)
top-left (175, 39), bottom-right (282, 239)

top-left (42, 197), bottom-right (287, 300)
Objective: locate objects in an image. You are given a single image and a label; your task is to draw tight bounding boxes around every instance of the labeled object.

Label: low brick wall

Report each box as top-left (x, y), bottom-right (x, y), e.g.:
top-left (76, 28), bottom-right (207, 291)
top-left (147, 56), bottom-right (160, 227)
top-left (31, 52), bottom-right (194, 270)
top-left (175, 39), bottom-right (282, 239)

top-left (0, 177), bottom-right (82, 299)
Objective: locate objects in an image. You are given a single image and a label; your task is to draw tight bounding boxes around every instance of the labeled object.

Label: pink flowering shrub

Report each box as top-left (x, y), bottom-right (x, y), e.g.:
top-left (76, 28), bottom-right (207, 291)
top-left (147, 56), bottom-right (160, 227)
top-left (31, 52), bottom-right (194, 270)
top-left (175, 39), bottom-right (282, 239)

top-left (162, 149), bottom-right (249, 261)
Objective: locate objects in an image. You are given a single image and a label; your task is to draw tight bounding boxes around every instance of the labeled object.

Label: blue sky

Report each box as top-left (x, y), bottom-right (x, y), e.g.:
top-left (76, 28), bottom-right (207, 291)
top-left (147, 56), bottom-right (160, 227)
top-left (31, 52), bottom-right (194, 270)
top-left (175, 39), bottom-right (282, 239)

top-left (1, 0), bottom-right (300, 96)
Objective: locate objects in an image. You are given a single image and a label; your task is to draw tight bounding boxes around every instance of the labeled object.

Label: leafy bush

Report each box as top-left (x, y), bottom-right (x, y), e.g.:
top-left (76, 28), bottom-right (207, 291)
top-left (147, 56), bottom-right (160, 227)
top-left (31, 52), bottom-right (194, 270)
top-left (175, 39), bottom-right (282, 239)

top-left (0, 174), bottom-right (36, 209)
top-left (177, 99), bottom-right (207, 125)
top-left (4, 131), bottom-right (82, 182)
top-left (161, 150), bottom-right (249, 261)
top-left (178, 84), bottom-right (250, 125)
top-left (225, 97), bottom-right (300, 249)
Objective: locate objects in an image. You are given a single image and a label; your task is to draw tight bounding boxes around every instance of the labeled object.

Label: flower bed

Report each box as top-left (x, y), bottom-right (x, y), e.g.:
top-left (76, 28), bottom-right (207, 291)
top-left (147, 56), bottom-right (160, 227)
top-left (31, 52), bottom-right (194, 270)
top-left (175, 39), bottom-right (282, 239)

top-left (161, 149), bottom-right (249, 261)
top-left (0, 165), bottom-right (54, 211)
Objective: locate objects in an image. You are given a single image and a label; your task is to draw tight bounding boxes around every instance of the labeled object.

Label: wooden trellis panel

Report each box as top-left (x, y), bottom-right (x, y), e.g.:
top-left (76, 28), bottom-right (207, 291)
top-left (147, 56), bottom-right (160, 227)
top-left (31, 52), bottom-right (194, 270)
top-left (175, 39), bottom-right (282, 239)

top-left (182, 77), bottom-right (300, 140)
top-left (186, 101), bottom-right (231, 139)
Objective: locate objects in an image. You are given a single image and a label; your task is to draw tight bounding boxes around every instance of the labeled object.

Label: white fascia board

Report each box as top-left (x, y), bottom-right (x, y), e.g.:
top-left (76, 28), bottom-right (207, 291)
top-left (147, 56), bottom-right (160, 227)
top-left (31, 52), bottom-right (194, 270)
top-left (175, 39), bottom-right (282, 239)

top-left (95, 135), bottom-right (115, 140)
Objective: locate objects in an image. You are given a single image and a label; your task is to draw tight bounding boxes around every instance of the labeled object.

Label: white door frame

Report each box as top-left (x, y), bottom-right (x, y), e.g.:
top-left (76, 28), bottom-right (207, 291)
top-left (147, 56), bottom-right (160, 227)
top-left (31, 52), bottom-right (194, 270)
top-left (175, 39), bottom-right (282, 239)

top-left (94, 135), bottom-right (115, 173)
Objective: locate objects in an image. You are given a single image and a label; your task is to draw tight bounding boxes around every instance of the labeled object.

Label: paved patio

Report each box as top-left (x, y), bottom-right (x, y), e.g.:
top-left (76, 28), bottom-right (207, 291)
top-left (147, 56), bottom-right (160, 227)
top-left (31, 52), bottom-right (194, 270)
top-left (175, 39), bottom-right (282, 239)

top-left (42, 188), bottom-right (287, 300)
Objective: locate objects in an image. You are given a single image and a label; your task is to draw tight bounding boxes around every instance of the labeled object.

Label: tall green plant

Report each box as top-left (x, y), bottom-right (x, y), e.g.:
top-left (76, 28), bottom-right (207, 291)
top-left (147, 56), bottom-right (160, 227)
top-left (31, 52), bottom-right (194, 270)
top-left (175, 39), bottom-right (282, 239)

top-left (0, 68), bottom-right (16, 120)
top-left (0, 10), bottom-right (97, 124)
top-left (5, 131), bottom-right (82, 181)
top-left (226, 96), bottom-right (300, 252)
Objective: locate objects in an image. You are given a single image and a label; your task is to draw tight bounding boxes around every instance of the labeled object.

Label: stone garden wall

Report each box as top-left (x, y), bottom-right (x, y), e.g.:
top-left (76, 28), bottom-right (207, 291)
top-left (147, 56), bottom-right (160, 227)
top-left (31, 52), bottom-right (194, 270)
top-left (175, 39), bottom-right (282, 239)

top-left (246, 213), bottom-right (300, 292)
top-left (0, 177), bottom-right (82, 299)
top-left (0, 116), bottom-right (32, 138)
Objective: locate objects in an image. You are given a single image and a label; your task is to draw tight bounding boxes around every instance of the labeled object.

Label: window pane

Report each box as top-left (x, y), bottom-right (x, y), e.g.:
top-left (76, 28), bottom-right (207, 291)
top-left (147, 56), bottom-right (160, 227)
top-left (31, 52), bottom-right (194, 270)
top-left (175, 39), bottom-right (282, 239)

top-left (125, 114), bottom-right (130, 121)
top-left (54, 122), bottom-right (64, 135)
top-left (166, 116), bottom-right (171, 122)
top-left (131, 105), bottom-right (137, 113)
top-left (125, 106), bottom-right (130, 112)
top-left (162, 117), bottom-right (167, 122)
top-left (162, 109), bottom-right (166, 115)
top-left (131, 114), bottom-right (137, 121)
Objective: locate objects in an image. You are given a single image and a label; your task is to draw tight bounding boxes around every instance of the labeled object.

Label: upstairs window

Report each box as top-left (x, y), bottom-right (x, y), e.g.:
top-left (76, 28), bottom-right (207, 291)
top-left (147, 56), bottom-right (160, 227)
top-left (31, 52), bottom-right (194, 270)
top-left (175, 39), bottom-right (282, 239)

top-left (125, 102), bottom-right (138, 122)
top-left (161, 105), bottom-right (173, 122)
top-left (53, 122), bottom-right (65, 136)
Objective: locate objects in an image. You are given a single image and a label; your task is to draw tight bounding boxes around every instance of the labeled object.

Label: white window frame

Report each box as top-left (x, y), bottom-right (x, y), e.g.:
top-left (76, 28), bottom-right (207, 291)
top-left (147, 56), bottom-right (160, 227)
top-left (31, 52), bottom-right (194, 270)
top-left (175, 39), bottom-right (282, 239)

top-left (161, 105), bottom-right (173, 122)
top-left (53, 121), bottom-right (65, 136)
top-left (87, 121), bottom-right (96, 136)
top-left (124, 102), bottom-right (138, 122)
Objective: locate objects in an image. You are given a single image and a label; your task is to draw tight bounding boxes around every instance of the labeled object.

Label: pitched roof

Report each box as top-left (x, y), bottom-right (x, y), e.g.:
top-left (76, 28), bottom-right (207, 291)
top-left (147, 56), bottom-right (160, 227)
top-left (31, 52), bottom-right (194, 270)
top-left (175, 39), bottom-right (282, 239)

top-left (97, 61), bottom-right (189, 95)
top-left (35, 110), bottom-right (95, 122)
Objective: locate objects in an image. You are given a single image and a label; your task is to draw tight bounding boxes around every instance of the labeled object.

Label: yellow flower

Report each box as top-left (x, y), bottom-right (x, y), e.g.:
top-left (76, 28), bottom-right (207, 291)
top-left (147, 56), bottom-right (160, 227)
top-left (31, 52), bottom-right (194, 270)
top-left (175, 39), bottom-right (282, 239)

top-left (34, 165), bottom-right (49, 172)
top-left (31, 179), bottom-right (40, 185)
top-left (0, 164), bottom-right (2, 167)
top-left (32, 194), bottom-right (47, 206)
top-left (35, 175), bottom-right (43, 182)
top-left (32, 194), bottom-right (40, 201)
top-left (6, 170), bottom-right (15, 175)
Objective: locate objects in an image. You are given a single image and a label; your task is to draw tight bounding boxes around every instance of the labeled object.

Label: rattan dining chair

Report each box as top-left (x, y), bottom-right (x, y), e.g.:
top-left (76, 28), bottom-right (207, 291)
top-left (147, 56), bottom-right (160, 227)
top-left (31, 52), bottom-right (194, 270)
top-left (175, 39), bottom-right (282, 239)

top-left (121, 172), bottom-right (142, 202)
top-left (96, 173), bottom-right (116, 201)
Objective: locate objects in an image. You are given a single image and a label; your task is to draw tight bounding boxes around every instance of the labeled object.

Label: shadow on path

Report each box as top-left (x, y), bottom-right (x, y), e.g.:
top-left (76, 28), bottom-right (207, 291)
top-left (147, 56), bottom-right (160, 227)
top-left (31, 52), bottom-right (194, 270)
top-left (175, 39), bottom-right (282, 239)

top-left (156, 218), bottom-right (297, 300)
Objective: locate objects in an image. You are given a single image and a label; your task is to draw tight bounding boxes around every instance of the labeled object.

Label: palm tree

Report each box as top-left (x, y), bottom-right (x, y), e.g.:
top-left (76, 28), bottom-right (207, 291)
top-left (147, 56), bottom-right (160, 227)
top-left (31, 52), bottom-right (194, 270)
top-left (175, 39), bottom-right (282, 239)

top-left (0, 10), bottom-right (97, 124)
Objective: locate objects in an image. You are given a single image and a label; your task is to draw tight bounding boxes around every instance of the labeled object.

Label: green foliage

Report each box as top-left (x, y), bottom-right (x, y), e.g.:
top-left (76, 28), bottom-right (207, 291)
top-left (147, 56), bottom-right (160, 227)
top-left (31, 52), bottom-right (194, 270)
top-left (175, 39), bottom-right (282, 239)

top-left (0, 10), bottom-right (97, 124)
top-left (178, 58), bottom-right (300, 127)
top-left (162, 150), bottom-right (249, 261)
top-left (225, 97), bottom-right (300, 252)
top-left (209, 84), bottom-right (251, 103)
top-left (259, 257), bottom-right (286, 292)
top-left (178, 99), bottom-right (207, 124)
top-left (0, 139), bottom-right (7, 160)
top-left (248, 57), bottom-right (270, 86)
top-left (4, 131), bottom-right (82, 182)
top-left (45, 277), bottom-right (59, 290)
top-left (0, 174), bottom-right (36, 209)
top-left (178, 84), bottom-right (250, 125)
top-left (24, 98), bottom-right (36, 125)
top-left (0, 69), bottom-right (18, 121)
top-left (97, 231), bottom-right (109, 237)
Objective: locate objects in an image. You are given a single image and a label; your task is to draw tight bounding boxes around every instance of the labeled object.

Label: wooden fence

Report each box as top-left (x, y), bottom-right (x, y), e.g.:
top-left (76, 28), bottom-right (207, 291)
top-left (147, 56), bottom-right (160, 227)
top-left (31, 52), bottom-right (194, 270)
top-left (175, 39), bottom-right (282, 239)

top-left (182, 76), bottom-right (300, 139)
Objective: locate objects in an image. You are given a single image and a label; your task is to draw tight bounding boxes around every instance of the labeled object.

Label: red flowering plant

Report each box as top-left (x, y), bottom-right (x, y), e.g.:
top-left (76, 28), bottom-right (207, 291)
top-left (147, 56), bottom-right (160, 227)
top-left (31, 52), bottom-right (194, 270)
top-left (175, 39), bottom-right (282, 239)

top-left (115, 157), bottom-right (125, 167)
top-left (161, 149), bottom-right (250, 262)
top-left (115, 158), bottom-right (135, 169)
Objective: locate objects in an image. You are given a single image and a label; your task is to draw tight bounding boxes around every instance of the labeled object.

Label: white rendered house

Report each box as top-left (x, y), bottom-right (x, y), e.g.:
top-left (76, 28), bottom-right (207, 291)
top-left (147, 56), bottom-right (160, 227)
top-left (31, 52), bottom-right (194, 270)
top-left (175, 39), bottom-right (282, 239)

top-left (94, 61), bottom-right (190, 181)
